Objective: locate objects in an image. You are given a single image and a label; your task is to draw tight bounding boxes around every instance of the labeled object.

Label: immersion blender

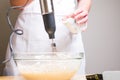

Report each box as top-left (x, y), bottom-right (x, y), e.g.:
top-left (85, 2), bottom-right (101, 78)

top-left (39, 0), bottom-right (57, 52)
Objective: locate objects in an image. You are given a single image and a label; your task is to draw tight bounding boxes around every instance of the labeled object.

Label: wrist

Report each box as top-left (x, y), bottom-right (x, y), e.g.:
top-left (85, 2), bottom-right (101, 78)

top-left (77, 0), bottom-right (91, 12)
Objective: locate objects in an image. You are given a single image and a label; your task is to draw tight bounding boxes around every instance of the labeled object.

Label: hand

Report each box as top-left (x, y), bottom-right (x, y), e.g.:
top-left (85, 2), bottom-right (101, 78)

top-left (65, 8), bottom-right (88, 25)
top-left (63, 8), bottom-right (88, 32)
top-left (73, 8), bottom-right (88, 25)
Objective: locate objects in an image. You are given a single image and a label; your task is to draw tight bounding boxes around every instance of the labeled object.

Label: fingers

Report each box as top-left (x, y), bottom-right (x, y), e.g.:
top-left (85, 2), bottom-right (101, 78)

top-left (76, 15), bottom-right (88, 25)
top-left (74, 9), bottom-right (88, 25)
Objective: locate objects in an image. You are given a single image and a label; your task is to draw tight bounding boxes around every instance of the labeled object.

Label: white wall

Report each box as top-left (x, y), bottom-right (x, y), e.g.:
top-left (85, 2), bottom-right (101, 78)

top-left (83, 0), bottom-right (120, 74)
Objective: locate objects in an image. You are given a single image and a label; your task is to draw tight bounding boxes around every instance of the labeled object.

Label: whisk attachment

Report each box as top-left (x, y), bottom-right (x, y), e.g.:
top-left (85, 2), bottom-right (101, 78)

top-left (51, 39), bottom-right (57, 52)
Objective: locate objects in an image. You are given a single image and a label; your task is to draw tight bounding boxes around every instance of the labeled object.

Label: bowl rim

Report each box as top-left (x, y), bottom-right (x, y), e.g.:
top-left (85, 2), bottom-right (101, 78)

top-left (13, 52), bottom-right (84, 60)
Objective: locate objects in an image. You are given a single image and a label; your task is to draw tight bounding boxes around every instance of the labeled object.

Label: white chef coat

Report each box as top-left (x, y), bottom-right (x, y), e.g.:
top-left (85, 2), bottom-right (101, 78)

top-left (4, 0), bottom-right (86, 75)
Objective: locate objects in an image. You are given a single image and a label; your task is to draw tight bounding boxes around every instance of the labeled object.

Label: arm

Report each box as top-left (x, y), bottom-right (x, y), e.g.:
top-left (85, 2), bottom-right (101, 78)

top-left (64, 0), bottom-right (92, 26)
top-left (77, 0), bottom-right (91, 12)
top-left (74, 0), bottom-right (92, 25)
top-left (10, 0), bottom-right (33, 7)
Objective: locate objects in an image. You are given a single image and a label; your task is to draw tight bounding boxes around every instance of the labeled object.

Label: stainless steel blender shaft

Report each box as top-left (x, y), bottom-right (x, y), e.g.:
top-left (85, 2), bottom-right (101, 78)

top-left (40, 0), bottom-right (54, 15)
top-left (39, 0), bottom-right (57, 52)
top-left (39, 0), bottom-right (56, 39)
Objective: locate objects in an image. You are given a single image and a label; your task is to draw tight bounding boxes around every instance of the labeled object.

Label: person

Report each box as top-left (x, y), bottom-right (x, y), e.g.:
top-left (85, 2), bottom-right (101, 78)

top-left (4, 0), bottom-right (91, 75)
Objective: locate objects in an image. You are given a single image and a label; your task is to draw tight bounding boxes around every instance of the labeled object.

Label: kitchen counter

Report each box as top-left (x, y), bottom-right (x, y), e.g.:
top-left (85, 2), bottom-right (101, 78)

top-left (0, 75), bottom-right (86, 80)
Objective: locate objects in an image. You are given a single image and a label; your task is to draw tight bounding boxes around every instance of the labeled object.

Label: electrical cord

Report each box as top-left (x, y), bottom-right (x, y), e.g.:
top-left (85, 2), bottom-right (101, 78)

top-left (0, 0), bottom-right (30, 65)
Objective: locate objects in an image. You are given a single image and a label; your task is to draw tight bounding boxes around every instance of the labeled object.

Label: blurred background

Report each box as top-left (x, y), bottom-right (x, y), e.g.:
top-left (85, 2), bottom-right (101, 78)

top-left (0, 0), bottom-right (120, 75)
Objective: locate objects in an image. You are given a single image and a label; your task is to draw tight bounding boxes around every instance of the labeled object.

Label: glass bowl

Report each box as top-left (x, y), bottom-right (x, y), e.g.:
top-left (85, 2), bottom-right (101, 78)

top-left (13, 52), bottom-right (83, 80)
